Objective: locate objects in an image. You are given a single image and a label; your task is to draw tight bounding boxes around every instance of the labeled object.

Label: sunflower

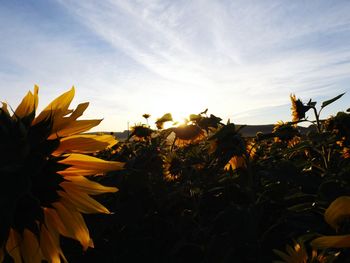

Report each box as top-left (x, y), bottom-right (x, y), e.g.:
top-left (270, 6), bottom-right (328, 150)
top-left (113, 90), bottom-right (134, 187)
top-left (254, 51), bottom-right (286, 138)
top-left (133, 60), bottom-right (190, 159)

top-left (162, 153), bottom-right (183, 181)
top-left (312, 196), bottom-right (350, 249)
top-left (0, 86), bottom-right (124, 263)
top-left (171, 124), bottom-right (205, 147)
top-left (129, 124), bottom-right (153, 141)
top-left (272, 121), bottom-right (300, 146)
top-left (273, 242), bottom-right (308, 263)
top-left (273, 242), bottom-right (330, 263)
top-left (290, 94), bottom-right (311, 122)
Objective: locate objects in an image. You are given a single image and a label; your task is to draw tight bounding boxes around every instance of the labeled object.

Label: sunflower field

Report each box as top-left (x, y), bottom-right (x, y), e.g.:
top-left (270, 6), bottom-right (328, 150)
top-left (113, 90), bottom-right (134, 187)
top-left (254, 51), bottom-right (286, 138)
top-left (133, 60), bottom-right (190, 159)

top-left (1, 88), bottom-right (350, 263)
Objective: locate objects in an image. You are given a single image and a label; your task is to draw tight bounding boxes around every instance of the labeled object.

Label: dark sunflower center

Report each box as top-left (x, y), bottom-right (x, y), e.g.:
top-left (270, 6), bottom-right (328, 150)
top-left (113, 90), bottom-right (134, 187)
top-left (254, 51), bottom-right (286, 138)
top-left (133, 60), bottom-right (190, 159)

top-left (0, 110), bottom-right (65, 240)
top-left (169, 158), bottom-right (182, 176)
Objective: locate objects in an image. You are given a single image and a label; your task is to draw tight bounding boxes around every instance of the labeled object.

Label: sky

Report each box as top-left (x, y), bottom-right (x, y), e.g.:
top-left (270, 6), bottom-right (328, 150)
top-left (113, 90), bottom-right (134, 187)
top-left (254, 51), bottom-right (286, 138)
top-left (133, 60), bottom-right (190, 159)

top-left (1, 0), bottom-right (350, 131)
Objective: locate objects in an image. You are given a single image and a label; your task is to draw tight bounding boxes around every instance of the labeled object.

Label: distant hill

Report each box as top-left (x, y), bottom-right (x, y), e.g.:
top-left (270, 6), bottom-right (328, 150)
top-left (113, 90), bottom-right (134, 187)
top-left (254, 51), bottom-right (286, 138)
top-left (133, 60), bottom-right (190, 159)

top-left (93, 124), bottom-right (314, 140)
top-left (237, 124), bottom-right (313, 137)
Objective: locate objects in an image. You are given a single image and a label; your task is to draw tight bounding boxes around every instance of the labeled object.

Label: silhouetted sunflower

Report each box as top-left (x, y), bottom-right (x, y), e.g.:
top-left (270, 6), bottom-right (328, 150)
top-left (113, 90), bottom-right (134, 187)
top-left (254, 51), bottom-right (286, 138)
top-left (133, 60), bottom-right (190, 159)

top-left (171, 125), bottom-right (205, 147)
top-left (0, 86), bottom-right (124, 263)
top-left (274, 242), bottom-right (330, 263)
top-left (290, 94), bottom-right (312, 122)
top-left (162, 154), bottom-right (183, 181)
top-left (129, 124), bottom-right (153, 141)
top-left (272, 121), bottom-right (300, 144)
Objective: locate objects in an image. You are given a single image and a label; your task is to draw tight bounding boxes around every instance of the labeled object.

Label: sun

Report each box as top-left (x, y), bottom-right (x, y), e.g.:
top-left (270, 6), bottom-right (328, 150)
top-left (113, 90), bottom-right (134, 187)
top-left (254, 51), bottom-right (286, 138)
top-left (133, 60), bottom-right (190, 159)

top-left (151, 92), bottom-right (209, 128)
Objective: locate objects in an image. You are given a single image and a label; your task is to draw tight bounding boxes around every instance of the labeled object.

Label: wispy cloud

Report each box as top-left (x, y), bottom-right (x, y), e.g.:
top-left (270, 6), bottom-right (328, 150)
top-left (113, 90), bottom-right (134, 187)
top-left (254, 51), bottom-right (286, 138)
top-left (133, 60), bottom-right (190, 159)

top-left (1, 0), bottom-right (350, 130)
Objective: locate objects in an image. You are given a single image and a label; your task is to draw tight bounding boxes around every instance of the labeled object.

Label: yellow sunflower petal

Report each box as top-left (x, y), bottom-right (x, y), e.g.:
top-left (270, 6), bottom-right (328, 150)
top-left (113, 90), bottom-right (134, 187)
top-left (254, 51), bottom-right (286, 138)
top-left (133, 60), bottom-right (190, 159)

top-left (53, 135), bottom-right (117, 156)
top-left (50, 102), bottom-right (89, 132)
top-left (61, 176), bottom-right (118, 195)
top-left (1, 102), bottom-right (10, 115)
top-left (14, 89), bottom-right (36, 118)
top-left (68, 102), bottom-right (89, 120)
top-left (0, 246), bottom-right (4, 263)
top-left (44, 208), bottom-right (69, 239)
top-left (224, 156), bottom-right (246, 171)
top-left (52, 201), bottom-right (92, 251)
top-left (324, 196), bottom-right (350, 230)
top-left (20, 229), bottom-right (43, 263)
top-left (58, 188), bottom-right (111, 214)
top-left (33, 87), bottom-right (75, 125)
top-left (311, 235), bottom-right (350, 248)
top-left (40, 225), bottom-right (67, 263)
top-left (33, 85), bottom-right (39, 111)
top-left (6, 228), bottom-right (22, 263)
top-left (58, 153), bottom-right (124, 176)
top-left (48, 119), bottom-right (102, 139)
top-left (57, 168), bottom-right (104, 177)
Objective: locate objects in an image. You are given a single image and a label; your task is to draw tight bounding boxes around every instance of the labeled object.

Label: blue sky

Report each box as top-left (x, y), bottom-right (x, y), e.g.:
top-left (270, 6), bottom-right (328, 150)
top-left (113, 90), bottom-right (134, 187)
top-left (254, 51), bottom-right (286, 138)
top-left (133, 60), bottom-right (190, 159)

top-left (1, 0), bottom-right (350, 131)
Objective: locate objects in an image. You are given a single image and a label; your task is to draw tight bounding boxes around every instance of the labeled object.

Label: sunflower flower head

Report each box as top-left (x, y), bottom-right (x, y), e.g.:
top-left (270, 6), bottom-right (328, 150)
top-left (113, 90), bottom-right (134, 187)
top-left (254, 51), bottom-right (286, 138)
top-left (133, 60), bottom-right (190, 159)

top-left (273, 242), bottom-right (308, 263)
top-left (274, 241), bottom-right (329, 263)
top-left (290, 94), bottom-right (312, 122)
top-left (208, 123), bottom-right (246, 163)
top-left (129, 124), bottom-right (153, 141)
top-left (142, 113), bottom-right (151, 120)
top-left (171, 124), bottom-right (205, 147)
top-left (162, 153), bottom-right (183, 181)
top-left (0, 86), bottom-right (124, 263)
top-left (273, 121), bottom-right (300, 143)
top-left (190, 113), bottom-right (222, 132)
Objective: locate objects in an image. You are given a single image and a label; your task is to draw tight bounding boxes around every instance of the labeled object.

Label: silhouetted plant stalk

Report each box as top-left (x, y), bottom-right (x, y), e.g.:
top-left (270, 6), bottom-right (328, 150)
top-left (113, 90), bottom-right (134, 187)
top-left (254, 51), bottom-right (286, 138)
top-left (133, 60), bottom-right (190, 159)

top-left (291, 92), bottom-right (345, 170)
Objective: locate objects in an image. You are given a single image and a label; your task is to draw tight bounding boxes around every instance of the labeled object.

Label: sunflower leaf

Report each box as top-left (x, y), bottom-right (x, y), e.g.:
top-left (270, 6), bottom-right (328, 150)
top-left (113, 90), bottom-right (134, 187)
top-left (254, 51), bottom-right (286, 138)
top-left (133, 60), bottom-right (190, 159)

top-left (321, 93), bottom-right (345, 109)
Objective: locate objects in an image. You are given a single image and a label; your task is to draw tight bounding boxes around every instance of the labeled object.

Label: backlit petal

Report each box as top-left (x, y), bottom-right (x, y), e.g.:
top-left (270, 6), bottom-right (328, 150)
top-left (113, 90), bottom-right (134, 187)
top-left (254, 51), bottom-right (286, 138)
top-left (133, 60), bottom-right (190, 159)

top-left (44, 208), bottom-right (69, 239)
top-left (58, 188), bottom-right (111, 214)
top-left (48, 119), bottom-right (102, 139)
top-left (33, 85), bottom-right (39, 111)
top-left (53, 202), bottom-right (92, 251)
top-left (33, 87), bottom-right (75, 125)
top-left (20, 229), bottom-right (43, 263)
top-left (58, 168), bottom-right (105, 177)
top-left (324, 196), bottom-right (350, 230)
top-left (50, 102), bottom-right (89, 133)
top-left (58, 153), bottom-right (124, 174)
top-left (0, 246), bottom-right (4, 263)
top-left (1, 102), bottom-right (10, 115)
top-left (61, 176), bottom-right (118, 195)
top-left (311, 235), bottom-right (350, 248)
top-left (14, 90), bottom-right (35, 118)
top-left (40, 225), bottom-right (67, 263)
top-left (53, 135), bottom-right (117, 155)
top-left (6, 228), bottom-right (22, 263)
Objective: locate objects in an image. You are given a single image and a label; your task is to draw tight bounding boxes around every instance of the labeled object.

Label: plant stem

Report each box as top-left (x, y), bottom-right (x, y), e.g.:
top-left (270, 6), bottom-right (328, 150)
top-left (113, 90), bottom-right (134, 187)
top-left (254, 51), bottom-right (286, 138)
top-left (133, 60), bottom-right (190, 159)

top-left (312, 107), bottom-right (328, 169)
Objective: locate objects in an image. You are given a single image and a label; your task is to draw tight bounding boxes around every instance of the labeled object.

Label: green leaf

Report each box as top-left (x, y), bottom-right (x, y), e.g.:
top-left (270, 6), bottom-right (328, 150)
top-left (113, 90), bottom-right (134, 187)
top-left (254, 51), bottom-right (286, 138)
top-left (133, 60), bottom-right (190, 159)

top-left (157, 113), bottom-right (173, 122)
top-left (287, 202), bottom-right (315, 212)
top-left (189, 114), bottom-right (201, 121)
top-left (321, 93), bottom-right (345, 108)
